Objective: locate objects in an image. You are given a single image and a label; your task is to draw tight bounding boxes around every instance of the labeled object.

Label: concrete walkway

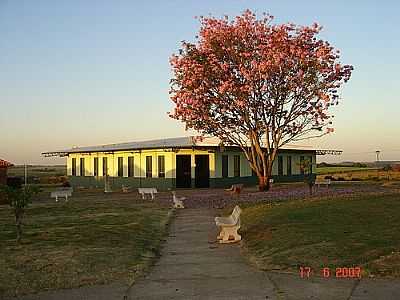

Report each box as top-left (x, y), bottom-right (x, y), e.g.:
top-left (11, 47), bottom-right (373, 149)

top-left (127, 209), bottom-right (276, 299)
top-left (127, 208), bottom-right (400, 300)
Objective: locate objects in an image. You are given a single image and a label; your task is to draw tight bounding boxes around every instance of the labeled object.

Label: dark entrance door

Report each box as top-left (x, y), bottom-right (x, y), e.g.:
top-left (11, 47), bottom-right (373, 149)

top-left (195, 155), bottom-right (210, 188)
top-left (176, 155), bottom-right (191, 188)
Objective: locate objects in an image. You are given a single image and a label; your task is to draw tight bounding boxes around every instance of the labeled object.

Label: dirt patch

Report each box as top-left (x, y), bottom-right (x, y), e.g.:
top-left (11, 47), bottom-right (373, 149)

top-left (368, 252), bottom-right (400, 278)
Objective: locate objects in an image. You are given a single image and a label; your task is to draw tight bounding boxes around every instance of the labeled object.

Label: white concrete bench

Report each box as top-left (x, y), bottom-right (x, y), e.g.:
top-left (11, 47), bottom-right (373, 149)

top-left (225, 184), bottom-right (244, 195)
top-left (315, 179), bottom-right (331, 188)
top-left (215, 205), bottom-right (242, 243)
top-left (172, 191), bottom-right (185, 209)
top-left (51, 188), bottom-right (73, 202)
top-left (138, 187), bottom-right (158, 200)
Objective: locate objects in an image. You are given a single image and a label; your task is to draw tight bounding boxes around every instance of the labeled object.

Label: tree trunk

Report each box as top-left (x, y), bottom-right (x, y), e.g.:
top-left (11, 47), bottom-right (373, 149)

top-left (15, 211), bottom-right (23, 243)
top-left (258, 176), bottom-right (270, 191)
top-left (308, 181), bottom-right (313, 196)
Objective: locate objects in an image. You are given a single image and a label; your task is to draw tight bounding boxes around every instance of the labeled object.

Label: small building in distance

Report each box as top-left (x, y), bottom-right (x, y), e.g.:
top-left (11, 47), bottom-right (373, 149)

top-left (0, 159), bottom-right (13, 185)
top-left (43, 136), bottom-right (341, 191)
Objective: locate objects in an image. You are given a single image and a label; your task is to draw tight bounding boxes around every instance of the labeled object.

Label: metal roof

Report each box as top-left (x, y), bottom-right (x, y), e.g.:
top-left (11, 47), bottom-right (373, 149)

top-left (0, 159), bottom-right (13, 168)
top-left (42, 136), bottom-right (341, 157)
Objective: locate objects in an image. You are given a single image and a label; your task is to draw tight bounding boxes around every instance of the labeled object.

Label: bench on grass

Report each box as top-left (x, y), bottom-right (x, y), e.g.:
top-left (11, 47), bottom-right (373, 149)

top-left (315, 179), bottom-right (331, 188)
top-left (51, 187), bottom-right (73, 202)
top-left (215, 205), bottom-right (242, 243)
top-left (225, 184), bottom-right (244, 195)
top-left (171, 191), bottom-right (185, 209)
top-left (138, 187), bottom-right (158, 200)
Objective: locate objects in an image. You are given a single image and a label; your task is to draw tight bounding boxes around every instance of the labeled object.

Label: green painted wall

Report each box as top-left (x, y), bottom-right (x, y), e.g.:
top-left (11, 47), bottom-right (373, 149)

top-left (68, 176), bottom-right (174, 191)
top-left (209, 174), bottom-right (316, 189)
top-left (69, 173), bottom-right (316, 191)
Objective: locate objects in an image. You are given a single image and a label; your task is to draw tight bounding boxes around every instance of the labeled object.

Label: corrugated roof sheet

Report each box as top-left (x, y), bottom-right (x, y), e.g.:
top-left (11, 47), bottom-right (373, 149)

top-left (42, 136), bottom-right (341, 156)
top-left (0, 159), bottom-right (13, 168)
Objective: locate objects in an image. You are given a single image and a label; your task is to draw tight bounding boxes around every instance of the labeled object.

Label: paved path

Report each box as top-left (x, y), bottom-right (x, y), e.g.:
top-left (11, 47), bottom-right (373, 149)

top-left (11, 208), bottom-right (400, 300)
top-left (127, 208), bottom-right (400, 300)
top-left (127, 209), bottom-right (276, 299)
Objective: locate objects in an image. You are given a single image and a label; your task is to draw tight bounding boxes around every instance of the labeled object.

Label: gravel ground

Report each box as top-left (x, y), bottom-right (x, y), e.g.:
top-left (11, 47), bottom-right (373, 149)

top-left (35, 182), bottom-right (398, 209)
top-left (155, 182), bottom-right (396, 209)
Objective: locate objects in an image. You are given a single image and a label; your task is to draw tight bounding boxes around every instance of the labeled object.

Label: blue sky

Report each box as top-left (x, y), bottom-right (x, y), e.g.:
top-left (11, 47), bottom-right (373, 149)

top-left (1, 0), bottom-right (399, 164)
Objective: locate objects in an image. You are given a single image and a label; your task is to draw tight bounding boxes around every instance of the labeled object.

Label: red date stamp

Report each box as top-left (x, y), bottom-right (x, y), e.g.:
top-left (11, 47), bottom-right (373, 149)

top-left (300, 266), bottom-right (361, 278)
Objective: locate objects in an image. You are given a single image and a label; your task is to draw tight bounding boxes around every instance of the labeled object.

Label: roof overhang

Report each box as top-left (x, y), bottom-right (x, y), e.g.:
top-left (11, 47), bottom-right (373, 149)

top-left (42, 151), bottom-right (69, 158)
top-left (42, 136), bottom-right (342, 157)
top-left (316, 149), bottom-right (342, 155)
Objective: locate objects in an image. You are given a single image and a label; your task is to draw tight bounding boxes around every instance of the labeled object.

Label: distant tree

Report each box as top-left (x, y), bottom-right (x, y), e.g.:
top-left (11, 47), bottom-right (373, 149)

top-left (382, 164), bottom-right (392, 180)
top-left (299, 158), bottom-right (315, 195)
top-left (0, 185), bottom-right (39, 243)
top-left (382, 164), bottom-right (392, 172)
top-left (317, 162), bottom-right (332, 168)
top-left (169, 10), bottom-right (353, 191)
top-left (353, 162), bottom-right (367, 168)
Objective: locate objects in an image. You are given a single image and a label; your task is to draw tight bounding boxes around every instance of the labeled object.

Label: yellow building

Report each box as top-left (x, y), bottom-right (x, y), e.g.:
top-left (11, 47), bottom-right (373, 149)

top-left (43, 136), bottom-right (340, 190)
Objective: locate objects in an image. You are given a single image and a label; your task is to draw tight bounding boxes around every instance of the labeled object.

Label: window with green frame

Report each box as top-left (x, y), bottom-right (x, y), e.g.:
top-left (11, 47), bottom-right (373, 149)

top-left (287, 156), bottom-right (292, 176)
top-left (80, 158), bottom-right (85, 176)
top-left (71, 158), bottom-right (76, 176)
top-left (93, 157), bottom-right (98, 176)
top-left (128, 156), bottom-right (134, 177)
top-left (146, 156), bottom-right (152, 178)
top-left (103, 157), bottom-right (108, 176)
top-left (233, 155), bottom-right (240, 177)
top-left (278, 156), bottom-right (283, 176)
top-left (118, 157), bottom-right (123, 177)
top-left (222, 155), bottom-right (228, 178)
top-left (158, 156), bottom-right (165, 178)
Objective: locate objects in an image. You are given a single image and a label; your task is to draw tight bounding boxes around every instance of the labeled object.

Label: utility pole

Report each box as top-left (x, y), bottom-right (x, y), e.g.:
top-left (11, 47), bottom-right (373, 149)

top-left (24, 164), bottom-right (27, 186)
top-left (375, 150), bottom-right (381, 180)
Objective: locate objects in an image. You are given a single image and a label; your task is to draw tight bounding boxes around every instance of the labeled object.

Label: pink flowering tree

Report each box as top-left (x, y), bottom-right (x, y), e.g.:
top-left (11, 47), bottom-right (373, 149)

top-left (169, 10), bottom-right (353, 191)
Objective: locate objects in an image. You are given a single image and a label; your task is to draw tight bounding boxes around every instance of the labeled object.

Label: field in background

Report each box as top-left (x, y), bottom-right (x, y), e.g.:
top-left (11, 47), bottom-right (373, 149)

top-left (316, 166), bottom-right (400, 181)
top-left (7, 165), bottom-right (67, 185)
top-left (0, 192), bottom-right (170, 297)
top-left (316, 166), bottom-right (377, 175)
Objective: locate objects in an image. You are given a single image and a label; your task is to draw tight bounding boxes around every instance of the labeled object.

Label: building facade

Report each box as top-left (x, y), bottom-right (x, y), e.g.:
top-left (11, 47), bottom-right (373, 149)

top-left (0, 159), bottom-right (13, 186)
top-left (43, 137), bottom-right (336, 190)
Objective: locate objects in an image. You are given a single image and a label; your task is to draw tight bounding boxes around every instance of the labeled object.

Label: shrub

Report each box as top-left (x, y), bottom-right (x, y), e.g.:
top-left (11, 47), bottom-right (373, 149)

top-left (0, 185), bottom-right (39, 242)
top-left (62, 181), bottom-right (71, 187)
top-left (353, 162), bottom-right (367, 168)
top-left (7, 177), bottom-right (22, 189)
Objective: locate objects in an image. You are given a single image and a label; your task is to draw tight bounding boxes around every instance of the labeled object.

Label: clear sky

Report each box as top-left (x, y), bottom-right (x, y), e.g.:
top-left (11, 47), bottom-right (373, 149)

top-left (1, 0), bottom-right (399, 165)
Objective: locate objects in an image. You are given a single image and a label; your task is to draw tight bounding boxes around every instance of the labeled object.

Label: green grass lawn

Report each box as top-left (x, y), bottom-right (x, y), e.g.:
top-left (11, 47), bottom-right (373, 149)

top-left (241, 192), bottom-right (400, 278)
top-left (0, 195), bottom-right (170, 297)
